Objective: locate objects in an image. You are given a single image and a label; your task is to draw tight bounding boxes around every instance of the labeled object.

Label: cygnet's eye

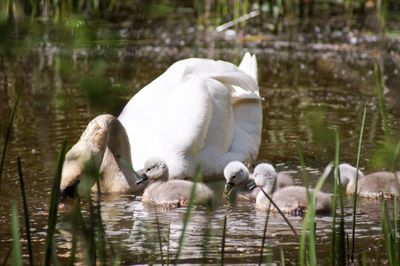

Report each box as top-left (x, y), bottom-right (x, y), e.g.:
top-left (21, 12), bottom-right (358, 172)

top-left (231, 174), bottom-right (236, 179)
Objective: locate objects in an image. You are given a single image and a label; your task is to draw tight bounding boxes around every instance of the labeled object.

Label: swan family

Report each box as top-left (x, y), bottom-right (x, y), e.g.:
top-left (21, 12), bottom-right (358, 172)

top-left (60, 53), bottom-right (400, 213)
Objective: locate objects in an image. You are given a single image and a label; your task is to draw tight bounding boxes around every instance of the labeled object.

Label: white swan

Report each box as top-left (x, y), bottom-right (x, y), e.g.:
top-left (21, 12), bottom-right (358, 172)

top-left (60, 53), bottom-right (262, 194)
top-left (254, 163), bottom-right (332, 215)
top-left (136, 158), bottom-right (213, 208)
top-left (119, 53), bottom-right (262, 179)
top-left (339, 163), bottom-right (400, 198)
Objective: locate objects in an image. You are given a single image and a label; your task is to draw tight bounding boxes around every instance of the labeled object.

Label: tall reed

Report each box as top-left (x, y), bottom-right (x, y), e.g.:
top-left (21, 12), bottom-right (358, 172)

top-left (11, 201), bottom-right (22, 266)
top-left (257, 186), bottom-right (298, 236)
top-left (0, 89), bottom-right (21, 191)
top-left (350, 106), bottom-right (367, 262)
top-left (175, 167), bottom-right (202, 263)
top-left (258, 203), bottom-right (271, 265)
top-left (43, 140), bottom-right (67, 265)
top-left (220, 215), bottom-right (227, 265)
top-left (17, 156), bottom-right (33, 265)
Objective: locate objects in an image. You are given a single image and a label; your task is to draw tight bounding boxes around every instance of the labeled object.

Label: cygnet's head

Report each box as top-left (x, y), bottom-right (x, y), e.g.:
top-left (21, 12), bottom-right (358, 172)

top-left (253, 163), bottom-right (277, 195)
top-left (338, 163), bottom-right (364, 186)
top-left (223, 161), bottom-right (250, 195)
top-left (136, 158), bottom-right (169, 185)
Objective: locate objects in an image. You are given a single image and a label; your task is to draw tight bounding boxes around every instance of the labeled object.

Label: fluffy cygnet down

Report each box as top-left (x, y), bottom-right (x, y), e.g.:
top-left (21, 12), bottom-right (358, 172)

top-left (223, 161), bottom-right (294, 201)
top-left (136, 158), bottom-right (213, 208)
top-left (339, 163), bottom-right (400, 198)
top-left (253, 163), bottom-right (332, 215)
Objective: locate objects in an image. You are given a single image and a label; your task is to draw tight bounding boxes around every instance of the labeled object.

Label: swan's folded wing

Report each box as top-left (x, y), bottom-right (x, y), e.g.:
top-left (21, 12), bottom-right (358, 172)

top-left (158, 75), bottom-right (213, 156)
top-left (228, 99), bottom-right (262, 162)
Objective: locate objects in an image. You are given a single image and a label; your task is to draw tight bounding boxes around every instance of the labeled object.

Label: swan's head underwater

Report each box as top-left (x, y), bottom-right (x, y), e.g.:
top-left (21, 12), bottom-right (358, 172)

top-left (338, 163), bottom-right (364, 186)
top-left (136, 158), bottom-right (169, 185)
top-left (60, 140), bottom-right (103, 200)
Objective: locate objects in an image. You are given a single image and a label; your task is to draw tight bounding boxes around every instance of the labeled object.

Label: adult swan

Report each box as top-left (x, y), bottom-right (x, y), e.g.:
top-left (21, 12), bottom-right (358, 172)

top-left (60, 53), bottom-right (263, 194)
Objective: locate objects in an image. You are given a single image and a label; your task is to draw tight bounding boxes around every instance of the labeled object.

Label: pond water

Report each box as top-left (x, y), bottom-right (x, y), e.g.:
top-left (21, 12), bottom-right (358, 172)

top-left (0, 6), bottom-right (400, 264)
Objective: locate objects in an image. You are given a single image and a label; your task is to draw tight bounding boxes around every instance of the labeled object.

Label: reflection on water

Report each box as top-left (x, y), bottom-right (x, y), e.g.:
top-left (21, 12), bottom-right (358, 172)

top-left (0, 9), bottom-right (400, 264)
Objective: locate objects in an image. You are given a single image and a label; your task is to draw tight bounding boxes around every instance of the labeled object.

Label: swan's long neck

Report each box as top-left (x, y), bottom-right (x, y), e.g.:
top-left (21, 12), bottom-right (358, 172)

top-left (76, 114), bottom-right (141, 193)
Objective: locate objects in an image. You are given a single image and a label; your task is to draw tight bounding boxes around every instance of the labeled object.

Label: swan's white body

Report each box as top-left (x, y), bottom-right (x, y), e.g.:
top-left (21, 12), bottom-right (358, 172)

top-left (119, 53), bottom-right (262, 179)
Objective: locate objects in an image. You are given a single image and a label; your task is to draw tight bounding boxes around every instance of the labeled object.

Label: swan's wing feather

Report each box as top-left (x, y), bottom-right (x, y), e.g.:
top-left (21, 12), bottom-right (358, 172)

top-left (229, 99), bottom-right (262, 161)
top-left (159, 75), bottom-right (211, 155)
top-left (238, 52), bottom-right (258, 82)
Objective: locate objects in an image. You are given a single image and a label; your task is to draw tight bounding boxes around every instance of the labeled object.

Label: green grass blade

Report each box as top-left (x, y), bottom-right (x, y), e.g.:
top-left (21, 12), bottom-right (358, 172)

top-left (11, 201), bottom-right (22, 266)
top-left (309, 163), bottom-right (334, 265)
top-left (393, 199), bottom-right (399, 264)
top-left (280, 248), bottom-right (285, 265)
top-left (0, 89), bottom-right (21, 191)
top-left (330, 130), bottom-right (340, 265)
top-left (175, 167), bottom-right (201, 263)
top-left (299, 163), bottom-right (333, 266)
top-left (381, 200), bottom-right (395, 265)
top-left (221, 215), bottom-right (227, 265)
top-left (297, 142), bottom-right (309, 266)
top-left (351, 106), bottom-right (367, 262)
top-left (17, 156), bottom-right (33, 266)
top-left (43, 140), bottom-right (67, 265)
top-left (333, 131), bottom-right (346, 265)
top-left (258, 203), bottom-right (271, 265)
top-left (390, 141), bottom-right (400, 172)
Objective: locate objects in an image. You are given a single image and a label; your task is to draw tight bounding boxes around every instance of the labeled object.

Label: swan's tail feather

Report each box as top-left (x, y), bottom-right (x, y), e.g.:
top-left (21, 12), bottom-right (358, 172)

top-left (239, 52), bottom-right (258, 84)
top-left (210, 72), bottom-right (263, 101)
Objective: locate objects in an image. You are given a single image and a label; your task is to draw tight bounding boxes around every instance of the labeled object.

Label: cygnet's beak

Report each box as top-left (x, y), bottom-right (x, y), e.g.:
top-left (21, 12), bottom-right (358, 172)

top-left (224, 182), bottom-right (235, 195)
top-left (246, 180), bottom-right (257, 191)
top-left (136, 173), bottom-right (148, 185)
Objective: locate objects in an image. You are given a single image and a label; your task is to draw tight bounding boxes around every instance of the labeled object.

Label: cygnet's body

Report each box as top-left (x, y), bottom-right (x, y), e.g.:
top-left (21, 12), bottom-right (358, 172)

top-left (254, 164), bottom-right (332, 215)
top-left (223, 161), bottom-right (294, 201)
top-left (276, 172), bottom-right (294, 189)
top-left (339, 163), bottom-right (400, 198)
top-left (138, 158), bottom-right (213, 208)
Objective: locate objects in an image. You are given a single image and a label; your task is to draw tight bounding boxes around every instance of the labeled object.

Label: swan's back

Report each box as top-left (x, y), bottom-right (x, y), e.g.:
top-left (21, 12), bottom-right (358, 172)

top-left (119, 54), bottom-right (262, 179)
top-left (142, 180), bottom-right (213, 207)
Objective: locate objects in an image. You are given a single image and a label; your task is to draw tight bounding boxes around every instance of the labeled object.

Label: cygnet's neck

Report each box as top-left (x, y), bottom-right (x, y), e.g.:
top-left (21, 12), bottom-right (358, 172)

top-left (340, 165), bottom-right (364, 194)
top-left (262, 180), bottom-right (277, 196)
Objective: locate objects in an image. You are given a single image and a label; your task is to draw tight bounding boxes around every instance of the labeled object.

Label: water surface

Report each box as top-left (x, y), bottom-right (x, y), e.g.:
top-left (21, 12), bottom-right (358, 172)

top-left (0, 8), bottom-right (400, 264)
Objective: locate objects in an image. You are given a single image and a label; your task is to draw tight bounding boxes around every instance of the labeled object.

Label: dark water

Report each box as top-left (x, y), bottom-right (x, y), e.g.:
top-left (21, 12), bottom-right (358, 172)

top-left (0, 9), bottom-right (400, 264)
